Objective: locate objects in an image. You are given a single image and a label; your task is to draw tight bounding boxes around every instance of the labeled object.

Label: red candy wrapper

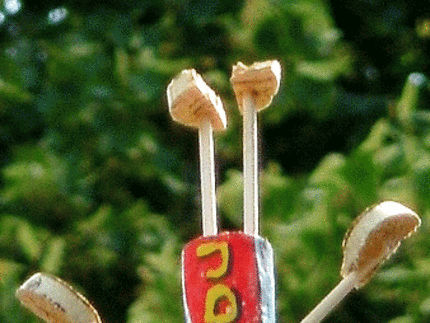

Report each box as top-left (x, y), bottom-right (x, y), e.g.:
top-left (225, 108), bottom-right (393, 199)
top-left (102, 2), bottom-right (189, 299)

top-left (182, 232), bottom-right (275, 323)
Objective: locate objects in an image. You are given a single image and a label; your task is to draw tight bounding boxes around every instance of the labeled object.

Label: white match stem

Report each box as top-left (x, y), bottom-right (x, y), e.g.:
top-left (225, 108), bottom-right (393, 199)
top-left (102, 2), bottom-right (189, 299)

top-left (243, 93), bottom-right (259, 236)
top-left (199, 119), bottom-right (218, 236)
top-left (300, 272), bottom-right (357, 323)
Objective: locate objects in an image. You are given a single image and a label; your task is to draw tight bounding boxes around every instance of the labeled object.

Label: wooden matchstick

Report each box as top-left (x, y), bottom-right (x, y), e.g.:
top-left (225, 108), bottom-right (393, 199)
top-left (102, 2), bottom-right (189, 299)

top-left (230, 60), bottom-right (281, 235)
top-left (167, 69), bottom-right (226, 236)
top-left (16, 272), bottom-right (101, 323)
top-left (300, 201), bottom-right (421, 323)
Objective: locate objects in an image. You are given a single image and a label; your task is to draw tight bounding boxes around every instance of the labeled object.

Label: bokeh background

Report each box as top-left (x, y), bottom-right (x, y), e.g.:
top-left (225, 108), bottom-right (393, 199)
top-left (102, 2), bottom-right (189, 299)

top-left (1, 0), bottom-right (430, 322)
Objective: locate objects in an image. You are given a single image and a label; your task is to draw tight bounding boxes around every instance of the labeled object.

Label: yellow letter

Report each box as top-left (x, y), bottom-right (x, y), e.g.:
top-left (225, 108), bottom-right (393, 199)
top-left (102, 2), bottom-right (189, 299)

top-left (204, 284), bottom-right (238, 323)
top-left (196, 242), bottom-right (229, 279)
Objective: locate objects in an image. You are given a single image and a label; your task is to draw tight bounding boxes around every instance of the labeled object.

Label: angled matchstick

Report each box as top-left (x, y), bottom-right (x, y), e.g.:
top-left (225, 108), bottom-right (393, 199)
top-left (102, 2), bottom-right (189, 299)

top-left (230, 60), bottom-right (281, 236)
top-left (16, 272), bottom-right (102, 323)
top-left (300, 201), bottom-right (421, 323)
top-left (167, 69), bottom-right (227, 237)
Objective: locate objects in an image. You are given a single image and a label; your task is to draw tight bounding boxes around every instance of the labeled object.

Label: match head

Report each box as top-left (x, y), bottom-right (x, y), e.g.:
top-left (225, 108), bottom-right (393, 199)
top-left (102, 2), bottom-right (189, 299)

top-left (167, 69), bottom-right (227, 131)
top-left (230, 60), bottom-right (281, 113)
top-left (16, 272), bottom-right (101, 323)
top-left (341, 201), bottom-right (421, 288)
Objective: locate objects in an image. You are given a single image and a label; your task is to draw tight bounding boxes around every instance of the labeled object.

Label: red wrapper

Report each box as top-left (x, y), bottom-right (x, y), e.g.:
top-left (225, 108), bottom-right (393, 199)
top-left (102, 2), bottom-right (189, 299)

top-left (182, 232), bottom-right (275, 323)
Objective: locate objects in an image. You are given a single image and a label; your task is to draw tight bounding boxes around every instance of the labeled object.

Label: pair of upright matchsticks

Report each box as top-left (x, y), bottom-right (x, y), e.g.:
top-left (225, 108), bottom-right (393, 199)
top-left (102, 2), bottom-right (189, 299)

top-left (168, 60), bottom-right (281, 323)
top-left (167, 60), bottom-right (281, 237)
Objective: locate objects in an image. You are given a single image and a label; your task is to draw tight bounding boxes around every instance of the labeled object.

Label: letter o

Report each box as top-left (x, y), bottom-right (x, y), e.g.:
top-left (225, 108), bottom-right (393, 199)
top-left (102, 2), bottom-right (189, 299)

top-left (204, 284), bottom-right (238, 323)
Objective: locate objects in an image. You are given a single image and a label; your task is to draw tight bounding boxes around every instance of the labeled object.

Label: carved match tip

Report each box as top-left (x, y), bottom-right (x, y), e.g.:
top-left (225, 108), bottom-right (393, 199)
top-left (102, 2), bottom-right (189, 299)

top-left (167, 69), bottom-right (227, 131)
top-left (16, 272), bottom-right (101, 323)
top-left (341, 201), bottom-right (421, 288)
top-left (230, 60), bottom-right (281, 113)
top-left (300, 201), bottom-right (421, 323)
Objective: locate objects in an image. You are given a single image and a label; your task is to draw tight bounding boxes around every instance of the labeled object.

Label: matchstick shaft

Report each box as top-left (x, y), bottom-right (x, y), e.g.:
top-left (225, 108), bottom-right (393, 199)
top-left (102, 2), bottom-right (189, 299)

top-left (199, 119), bottom-right (218, 236)
top-left (300, 272), bottom-right (357, 323)
top-left (243, 93), bottom-right (259, 236)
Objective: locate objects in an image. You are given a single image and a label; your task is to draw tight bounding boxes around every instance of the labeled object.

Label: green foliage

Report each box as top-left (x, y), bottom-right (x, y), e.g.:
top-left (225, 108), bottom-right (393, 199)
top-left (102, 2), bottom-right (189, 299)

top-left (1, 0), bottom-right (430, 322)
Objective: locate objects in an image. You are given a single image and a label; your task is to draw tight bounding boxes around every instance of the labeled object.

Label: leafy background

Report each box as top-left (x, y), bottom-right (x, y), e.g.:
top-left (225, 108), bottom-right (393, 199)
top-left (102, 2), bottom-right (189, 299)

top-left (1, 0), bottom-right (430, 322)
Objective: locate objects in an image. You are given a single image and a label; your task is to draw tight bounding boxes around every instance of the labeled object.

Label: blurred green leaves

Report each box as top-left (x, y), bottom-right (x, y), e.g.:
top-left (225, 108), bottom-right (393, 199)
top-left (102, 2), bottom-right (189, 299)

top-left (1, 0), bottom-right (430, 322)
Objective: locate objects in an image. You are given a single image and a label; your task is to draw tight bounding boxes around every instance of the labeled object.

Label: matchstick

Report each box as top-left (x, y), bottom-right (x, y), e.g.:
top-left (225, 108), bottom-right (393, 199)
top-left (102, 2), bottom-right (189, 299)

top-left (301, 201), bottom-right (421, 323)
top-left (230, 60), bottom-right (281, 235)
top-left (167, 69), bottom-right (226, 236)
top-left (16, 272), bottom-right (102, 323)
